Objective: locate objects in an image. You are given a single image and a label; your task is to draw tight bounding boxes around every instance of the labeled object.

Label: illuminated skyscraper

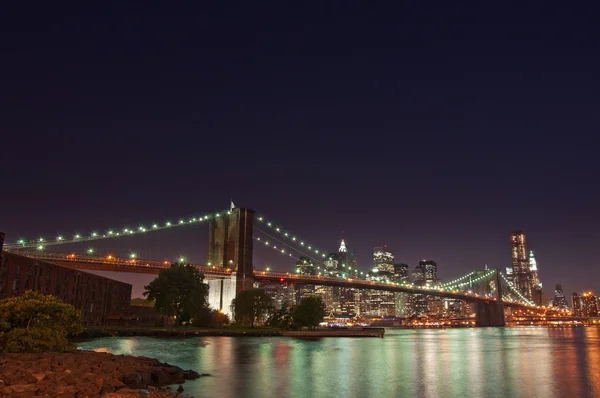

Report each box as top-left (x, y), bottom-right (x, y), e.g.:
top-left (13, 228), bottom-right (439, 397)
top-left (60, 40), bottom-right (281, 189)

top-left (529, 250), bottom-right (543, 304)
top-left (510, 230), bottom-right (532, 300)
top-left (552, 284), bottom-right (569, 308)
top-left (365, 246), bottom-right (395, 315)
top-left (325, 239), bottom-right (358, 277)
top-left (418, 260), bottom-right (438, 284)
top-left (393, 263), bottom-right (409, 281)
top-left (295, 256), bottom-right (316, 275)
top-left (373, 245), bottom-right (394, 274)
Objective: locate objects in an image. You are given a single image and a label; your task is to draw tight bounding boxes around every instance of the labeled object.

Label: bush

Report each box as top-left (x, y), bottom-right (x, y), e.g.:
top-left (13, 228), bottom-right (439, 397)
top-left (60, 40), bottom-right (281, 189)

top-left (0, 290), bottom-right (83, 353)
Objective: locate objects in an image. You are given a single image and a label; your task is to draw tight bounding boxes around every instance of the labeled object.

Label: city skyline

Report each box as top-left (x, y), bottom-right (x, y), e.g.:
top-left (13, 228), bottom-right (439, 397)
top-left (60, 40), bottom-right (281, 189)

top-left (0, 219), bottom-right (574, 300)
top-left (3, 3), bottom-right (600, 298)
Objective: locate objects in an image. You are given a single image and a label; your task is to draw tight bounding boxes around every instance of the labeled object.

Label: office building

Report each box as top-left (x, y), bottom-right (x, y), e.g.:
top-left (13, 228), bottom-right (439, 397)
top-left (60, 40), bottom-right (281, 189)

top-left (510, 230), bottom-right (532, 300)
top-left (552, 284), bottom-right (569, 308)
top-left (295, 256), bottom-right (317, 275)
top-left (373, 246), bottom-right (394, 274)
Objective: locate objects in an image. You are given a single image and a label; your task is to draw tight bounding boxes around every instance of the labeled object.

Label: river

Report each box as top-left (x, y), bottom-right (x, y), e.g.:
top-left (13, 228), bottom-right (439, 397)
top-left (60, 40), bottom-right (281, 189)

top-left (78, 327), bottom-right (600, 398)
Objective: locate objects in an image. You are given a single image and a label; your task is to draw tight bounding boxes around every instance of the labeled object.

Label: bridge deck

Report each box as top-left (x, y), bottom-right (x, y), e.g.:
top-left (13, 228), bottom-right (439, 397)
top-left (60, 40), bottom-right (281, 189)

top-left (9, 250), bottom-right (537, 309)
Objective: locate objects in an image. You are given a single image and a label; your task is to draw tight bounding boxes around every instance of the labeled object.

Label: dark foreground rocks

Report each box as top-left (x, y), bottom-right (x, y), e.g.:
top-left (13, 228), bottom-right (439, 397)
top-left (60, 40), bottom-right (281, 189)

top-left (0, 351), bottom-right (201, 397)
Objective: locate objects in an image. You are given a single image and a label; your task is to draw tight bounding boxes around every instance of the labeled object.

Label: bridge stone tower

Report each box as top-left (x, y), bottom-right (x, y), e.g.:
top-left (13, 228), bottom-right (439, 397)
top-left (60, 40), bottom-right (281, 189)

top-left (475, 269), bottom-right (505, 327)
top-left (206, 208), bottom-right (255, 315)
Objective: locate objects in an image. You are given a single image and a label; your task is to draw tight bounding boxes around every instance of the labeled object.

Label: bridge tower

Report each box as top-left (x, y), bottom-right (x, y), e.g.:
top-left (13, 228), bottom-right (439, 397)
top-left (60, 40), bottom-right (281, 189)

top-left (206, 207), bottom-right (255, 315)
top-left (475, 268), bottom-right (505, 327)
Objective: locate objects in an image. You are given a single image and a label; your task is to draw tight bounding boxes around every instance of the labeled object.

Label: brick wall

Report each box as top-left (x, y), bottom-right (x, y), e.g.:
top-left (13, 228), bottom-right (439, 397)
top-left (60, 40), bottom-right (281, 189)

top-left (0, 251), bottom-right (132, 326)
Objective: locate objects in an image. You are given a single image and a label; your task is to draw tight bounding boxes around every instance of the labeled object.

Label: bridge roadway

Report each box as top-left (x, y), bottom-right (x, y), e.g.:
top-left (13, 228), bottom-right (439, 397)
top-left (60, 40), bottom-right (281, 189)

top-left (12, 251), bottom-right (535, 309)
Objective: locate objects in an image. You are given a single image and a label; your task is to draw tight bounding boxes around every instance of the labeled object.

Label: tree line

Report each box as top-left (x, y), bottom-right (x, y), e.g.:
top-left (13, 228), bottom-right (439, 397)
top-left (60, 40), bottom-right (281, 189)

top-left (144, 262), bottom-right (326, 329)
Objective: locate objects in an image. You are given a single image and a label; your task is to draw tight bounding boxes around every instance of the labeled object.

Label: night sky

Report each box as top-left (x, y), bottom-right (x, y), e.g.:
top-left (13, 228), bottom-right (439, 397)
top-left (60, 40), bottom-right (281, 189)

top-left (2, 3), bottom-right (599, 298)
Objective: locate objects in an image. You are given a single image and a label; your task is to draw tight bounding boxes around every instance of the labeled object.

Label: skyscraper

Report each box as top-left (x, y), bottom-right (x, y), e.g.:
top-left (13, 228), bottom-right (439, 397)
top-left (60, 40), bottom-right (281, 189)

top-left (373, 246), bottom-right (394, 274)
top-left (418, 260), bottom-right (438, 284)
top-left (324, 239), bottom-right (358, 277)
top-left (529, 250), bottom-right (543, 304)
top-left (295, 256), bottom-right (316, 275)
top-left (393, 263), bottom-right (409, 281)
top-left (552, 284), bottom-right (569, 308)
top-left (510, 230), bottom-right (532, 300)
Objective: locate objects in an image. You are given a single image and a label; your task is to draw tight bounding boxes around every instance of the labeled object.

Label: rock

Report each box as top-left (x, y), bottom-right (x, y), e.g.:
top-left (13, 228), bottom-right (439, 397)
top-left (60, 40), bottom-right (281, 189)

top-left (177, 384), bottom-right (184, 393)
top-left (11, 392), bottom-right (36, 398)
top-left (103, 387), bottom-right (144, 397)
top-left (123, 371), bottom-right (144, 388)
top-left (0, 350), bottom-right (202, 396)
top-left (183, 369), bottom-right (201, 379)
top-left (140, 370), bottom-right (153, 385)
top-left (54, 384), bottom-right (78, 395)
top-left (31, 371), bottom-right (54, 381)
top-left (151, 370), bottom-right (172, 385)
top-left (1, 383), bottom-right (38, 394)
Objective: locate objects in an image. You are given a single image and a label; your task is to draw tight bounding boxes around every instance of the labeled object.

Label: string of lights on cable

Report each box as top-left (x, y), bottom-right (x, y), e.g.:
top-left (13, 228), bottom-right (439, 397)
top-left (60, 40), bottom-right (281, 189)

top-left (6, 208), bottom-right (231, 250)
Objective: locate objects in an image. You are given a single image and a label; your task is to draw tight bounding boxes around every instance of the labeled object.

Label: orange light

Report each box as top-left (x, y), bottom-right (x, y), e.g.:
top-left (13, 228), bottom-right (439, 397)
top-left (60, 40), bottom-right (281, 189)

top-left (107, 255), bottom-right (114, 260)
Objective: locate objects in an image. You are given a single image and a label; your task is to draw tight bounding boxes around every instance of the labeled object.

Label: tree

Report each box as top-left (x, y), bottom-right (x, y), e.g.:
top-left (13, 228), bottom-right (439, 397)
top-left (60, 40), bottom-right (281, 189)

top-left (267, 301), bottom-right (294, 330)
top-left (230, 288), bottom-right (273, 327)
top-left (0, 290), bottom-right (83, 353)
top-left (293, 296), bottom-right (326, 330)
top-left (208, 309), bottom-right (230, 327)
top-left (130, 298), bottom-right (155, 307)
top-left (144, 263), bottom-right (210, 325)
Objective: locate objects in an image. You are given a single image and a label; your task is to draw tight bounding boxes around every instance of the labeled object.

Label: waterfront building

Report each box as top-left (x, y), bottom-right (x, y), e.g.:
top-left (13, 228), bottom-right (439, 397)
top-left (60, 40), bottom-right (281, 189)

top-left (572, 292), bottom-right (599, 317)
top-left (395, 292), bottom-right (412, 316)
top-left (0, 251), bottom-right (131, 326)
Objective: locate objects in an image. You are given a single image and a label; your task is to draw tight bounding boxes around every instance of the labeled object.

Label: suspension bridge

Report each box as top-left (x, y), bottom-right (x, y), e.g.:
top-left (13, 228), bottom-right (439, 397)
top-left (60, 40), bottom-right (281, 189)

top-left (1, 206), bottom-right (542, 326)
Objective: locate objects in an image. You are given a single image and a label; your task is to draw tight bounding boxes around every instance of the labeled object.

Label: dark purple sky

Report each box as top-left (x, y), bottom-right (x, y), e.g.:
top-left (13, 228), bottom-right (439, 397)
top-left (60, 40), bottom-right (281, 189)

top-left (2, 3), bottom-right (599, 298)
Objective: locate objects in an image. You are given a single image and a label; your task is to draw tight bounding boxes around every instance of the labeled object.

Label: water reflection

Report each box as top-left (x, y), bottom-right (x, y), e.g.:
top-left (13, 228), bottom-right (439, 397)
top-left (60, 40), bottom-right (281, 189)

top-left (77, 327), bottom-right (600, 398)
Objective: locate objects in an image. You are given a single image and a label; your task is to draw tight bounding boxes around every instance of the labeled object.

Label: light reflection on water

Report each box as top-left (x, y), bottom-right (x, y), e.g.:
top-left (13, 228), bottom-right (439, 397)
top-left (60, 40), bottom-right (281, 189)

top-left (77, 327), bottom-right (600, 398)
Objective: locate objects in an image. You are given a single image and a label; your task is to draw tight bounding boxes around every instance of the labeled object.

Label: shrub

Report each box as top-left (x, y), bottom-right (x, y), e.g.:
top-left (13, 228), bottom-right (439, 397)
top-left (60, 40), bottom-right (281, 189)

top-left (0, 290), bottom-right (83, 353)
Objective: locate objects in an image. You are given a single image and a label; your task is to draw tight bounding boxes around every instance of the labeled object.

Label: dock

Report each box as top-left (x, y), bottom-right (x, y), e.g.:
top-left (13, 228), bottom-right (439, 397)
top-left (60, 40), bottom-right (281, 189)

top-left (280, 328), bottom-right (384, 338)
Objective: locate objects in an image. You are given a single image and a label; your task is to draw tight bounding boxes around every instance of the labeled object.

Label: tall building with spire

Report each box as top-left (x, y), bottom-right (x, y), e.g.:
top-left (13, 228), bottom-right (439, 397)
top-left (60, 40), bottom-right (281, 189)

top-left (339, 239), bottom-right (347, 253)
top-left (529, 250), bottom-right (543, 304)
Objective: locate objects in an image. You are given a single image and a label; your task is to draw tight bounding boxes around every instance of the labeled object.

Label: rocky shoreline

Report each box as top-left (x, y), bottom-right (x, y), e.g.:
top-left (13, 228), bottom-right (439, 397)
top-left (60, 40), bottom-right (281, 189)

top-left (0, 351), bottom-right (203, 397)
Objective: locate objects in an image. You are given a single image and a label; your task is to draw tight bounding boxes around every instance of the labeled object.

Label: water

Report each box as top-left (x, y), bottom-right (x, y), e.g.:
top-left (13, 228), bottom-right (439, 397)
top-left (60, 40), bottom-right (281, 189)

top-left (78, 327), bottom-right (600, 398)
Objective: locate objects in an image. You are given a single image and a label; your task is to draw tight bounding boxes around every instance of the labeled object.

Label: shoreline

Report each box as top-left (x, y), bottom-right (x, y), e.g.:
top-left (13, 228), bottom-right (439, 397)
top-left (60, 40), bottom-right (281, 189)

top-left (76, 327), bottom-right (385, 338)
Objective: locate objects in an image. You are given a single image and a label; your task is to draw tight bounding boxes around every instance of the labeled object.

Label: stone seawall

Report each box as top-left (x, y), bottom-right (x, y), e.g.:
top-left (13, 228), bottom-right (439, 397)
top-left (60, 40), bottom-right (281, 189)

top-left (0, 351), bottom-right (202, 397)
top-left (78, 328), bottom-right (281, 338)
